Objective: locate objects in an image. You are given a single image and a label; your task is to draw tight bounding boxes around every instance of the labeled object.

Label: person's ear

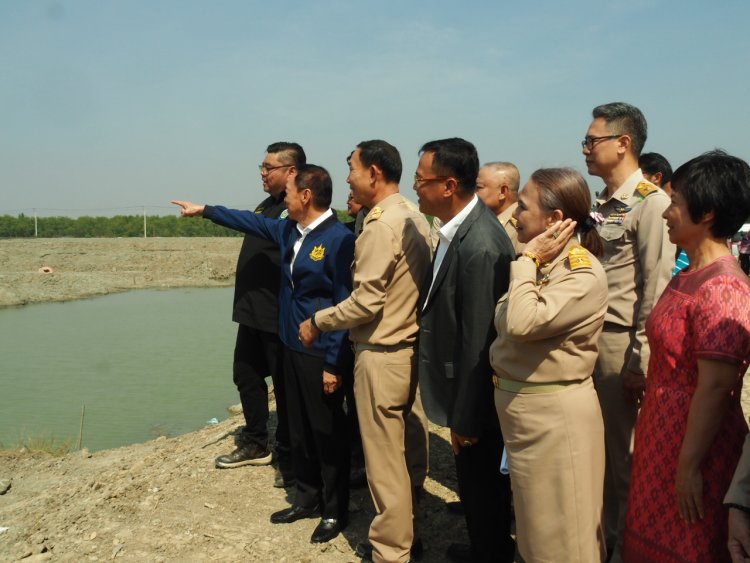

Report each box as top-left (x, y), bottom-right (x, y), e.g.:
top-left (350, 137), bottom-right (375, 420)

top-left (444, 177), bottom-right (459, 198)
top-left (547, 209), bottom-right (564, 226)
top-left (498, 184), bottom-right (510, 203)
top-left (369, 165), bottom-right (379, 185)
top-left (700, 210), bottom-right (715, 226)
top-left (618, 135), bottom-right (632, 155)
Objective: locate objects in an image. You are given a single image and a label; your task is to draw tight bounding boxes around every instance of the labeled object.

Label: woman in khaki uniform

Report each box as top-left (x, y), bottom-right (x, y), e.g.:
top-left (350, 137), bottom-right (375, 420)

top-left (490, 168), bottom-right (608, 562)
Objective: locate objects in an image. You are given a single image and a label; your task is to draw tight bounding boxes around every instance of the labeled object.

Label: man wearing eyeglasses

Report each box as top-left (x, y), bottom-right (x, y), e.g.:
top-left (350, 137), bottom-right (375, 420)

top-left (213, 142), bottom-right (305, 486)
top-left (415, 138), bottom-right (516, 563)
top-left (299, 140), bottom-right (431, 563)
top-left (582, 103), bottom-right (674, 560)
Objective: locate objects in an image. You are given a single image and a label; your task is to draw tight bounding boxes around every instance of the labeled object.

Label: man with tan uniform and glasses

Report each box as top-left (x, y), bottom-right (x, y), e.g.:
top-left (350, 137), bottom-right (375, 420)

top-left (582, 102), bottom-right (674, 560)
top-left (299, 140), bottom-right (431, 563)
top-left (475, 161), bottom-right (523, 252)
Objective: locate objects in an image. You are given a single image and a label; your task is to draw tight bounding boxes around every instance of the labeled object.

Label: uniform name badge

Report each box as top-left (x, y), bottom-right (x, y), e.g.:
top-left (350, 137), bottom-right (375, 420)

top-left (568, 245), bottom-right (592, 270)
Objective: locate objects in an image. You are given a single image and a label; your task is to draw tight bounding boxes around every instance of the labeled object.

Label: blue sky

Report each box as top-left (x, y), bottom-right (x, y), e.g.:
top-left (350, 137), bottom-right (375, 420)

top-left (1, 1), bottom-right (749, 217)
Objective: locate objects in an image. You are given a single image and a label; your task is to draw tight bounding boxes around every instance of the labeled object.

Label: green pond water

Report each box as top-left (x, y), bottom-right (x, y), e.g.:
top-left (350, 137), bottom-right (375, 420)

top-left (0, 287), bottom-right (240, 452)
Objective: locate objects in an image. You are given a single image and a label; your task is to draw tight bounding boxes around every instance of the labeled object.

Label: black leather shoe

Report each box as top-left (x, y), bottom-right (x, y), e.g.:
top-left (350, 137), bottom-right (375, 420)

top-left (446, 543), bottom-right (472, 563)
top-left (270, 504), bottom-right (319, 524)
top-left (355, 539), bottom-right (423, 561)
top-left (310, 518), bottom-right (344, 543)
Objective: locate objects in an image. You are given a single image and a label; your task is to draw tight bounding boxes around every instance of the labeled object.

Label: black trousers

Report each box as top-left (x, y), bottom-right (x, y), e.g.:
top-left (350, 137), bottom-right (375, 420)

top-left (284, 348), bottom-right (349, 520)
top-left (233, 324), bottom-right (289, 464)
top-left (455, 424), bottom-right (514, 563)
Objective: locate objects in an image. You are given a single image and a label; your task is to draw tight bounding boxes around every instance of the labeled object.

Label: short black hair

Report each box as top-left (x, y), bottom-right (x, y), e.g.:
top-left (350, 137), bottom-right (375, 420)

top-left (355, 140), bottom-right (402, 183)
top-left (639, 152), bottom-right (673, 186)
top-left (266, 142), bottom-right (306, 168)
top-left (671, 150), bottom-right (750, 239)
top-left (419, 137), bottom-right (479, 194)
top-left (592, 102), bottom-right (648, 157)
top-left (295, 164), bottom-right (332, 209)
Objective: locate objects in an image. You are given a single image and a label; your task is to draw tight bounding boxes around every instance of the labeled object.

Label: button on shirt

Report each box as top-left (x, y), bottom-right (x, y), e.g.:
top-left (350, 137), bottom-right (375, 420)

top-left (425, 195), bottom-right (479, 304)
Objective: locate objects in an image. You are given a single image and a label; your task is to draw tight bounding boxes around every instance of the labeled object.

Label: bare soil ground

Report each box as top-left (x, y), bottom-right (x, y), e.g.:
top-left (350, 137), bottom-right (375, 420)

top-left (0, 400), bottom-right (465, 562)
top-left (0, 238), bottom-right (241, 308)
top-left (0, 237), bottom-right (466, 562)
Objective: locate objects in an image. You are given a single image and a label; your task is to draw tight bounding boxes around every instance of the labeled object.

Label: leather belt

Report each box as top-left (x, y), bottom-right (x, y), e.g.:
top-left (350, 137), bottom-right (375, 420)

top-left (493, 374), bottom-right (580, 394)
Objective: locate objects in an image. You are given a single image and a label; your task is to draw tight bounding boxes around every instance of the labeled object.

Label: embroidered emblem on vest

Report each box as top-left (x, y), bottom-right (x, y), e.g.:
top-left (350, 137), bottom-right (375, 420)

top-left (309, 244), bottom-right (325, 261)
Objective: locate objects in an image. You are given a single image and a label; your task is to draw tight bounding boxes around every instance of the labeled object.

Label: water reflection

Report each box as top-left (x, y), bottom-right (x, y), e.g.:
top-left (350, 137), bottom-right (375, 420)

top-left (0, 288), bottom-right (237, 452)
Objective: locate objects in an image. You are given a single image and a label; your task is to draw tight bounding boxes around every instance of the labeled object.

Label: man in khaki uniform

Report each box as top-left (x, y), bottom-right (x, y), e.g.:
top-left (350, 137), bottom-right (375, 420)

top-left (726, 434), bottom-right (750, 560)
top-left (475, 161), bottom-right (523, 252)
top-left (583, 102), bottom-right (674, 559)
top-left (299, 140), bottom-right (431, 563)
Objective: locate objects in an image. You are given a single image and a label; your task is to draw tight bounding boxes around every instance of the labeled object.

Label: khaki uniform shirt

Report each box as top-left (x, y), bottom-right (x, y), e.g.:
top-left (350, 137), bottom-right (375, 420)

top-left (490, 241), bottom-right (608, 383)
top-left (595, 169), bottom-right (674, 374)
top-left (726, 434), bottom-right (750, 507)
top-left (498, 202), bottom-right (524, 253)
top-left (429, 217), bottom-right (442, 254)
top-left (315, 193), bottom-right (431, 346)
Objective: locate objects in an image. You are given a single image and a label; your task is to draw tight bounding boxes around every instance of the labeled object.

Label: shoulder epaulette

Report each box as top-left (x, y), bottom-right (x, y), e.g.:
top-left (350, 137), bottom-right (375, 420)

top-left (365, 207), bottom-right (382, 223)
top-left (635, 181), bottom-right (658, 199)
top-left (567, 244), bottom-right (592, 270)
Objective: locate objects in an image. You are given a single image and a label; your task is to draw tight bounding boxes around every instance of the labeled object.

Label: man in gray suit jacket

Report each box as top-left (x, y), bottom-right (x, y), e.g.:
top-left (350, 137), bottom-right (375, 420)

top-left (414, 138), bottom-right (515, 563)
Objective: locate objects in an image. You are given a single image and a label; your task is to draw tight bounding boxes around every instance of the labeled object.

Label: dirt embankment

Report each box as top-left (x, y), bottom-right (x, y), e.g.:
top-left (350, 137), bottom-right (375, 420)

top-left (0, 237), bottom-right (466, 562)
top-left (0, 238), bottom-right (242, 308)
top-left (0, 404), bottom-right (463, 562)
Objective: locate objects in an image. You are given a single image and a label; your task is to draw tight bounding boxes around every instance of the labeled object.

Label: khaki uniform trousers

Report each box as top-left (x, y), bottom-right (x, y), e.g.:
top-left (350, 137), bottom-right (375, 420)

top-left (496, 378), bottom-right (606, 563)
top-left (593, 326), bottom-right (638, 561)
top-left (354, 345), bottom-right (429, 563)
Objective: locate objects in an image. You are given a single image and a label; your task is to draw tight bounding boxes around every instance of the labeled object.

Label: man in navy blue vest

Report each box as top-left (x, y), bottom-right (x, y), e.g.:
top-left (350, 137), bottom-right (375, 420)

top-left (173, 164), bottom-right (355, 544)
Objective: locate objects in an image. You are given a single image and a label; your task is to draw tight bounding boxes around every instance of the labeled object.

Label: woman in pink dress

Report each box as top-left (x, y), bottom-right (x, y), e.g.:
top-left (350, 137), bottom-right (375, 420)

top-left (623, 150), bottom-right (750, 562)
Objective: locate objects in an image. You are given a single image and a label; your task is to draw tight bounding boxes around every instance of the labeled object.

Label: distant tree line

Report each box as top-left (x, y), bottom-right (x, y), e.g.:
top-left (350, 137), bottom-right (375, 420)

top-left (0, 210), bottom-right (352, 238)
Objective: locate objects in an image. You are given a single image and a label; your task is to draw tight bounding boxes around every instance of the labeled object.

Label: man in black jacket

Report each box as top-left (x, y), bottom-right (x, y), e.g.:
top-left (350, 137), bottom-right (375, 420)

top-left (215, 142), bottom-right (305, 487)
top-left (415, 138), bottom-right (515, 562)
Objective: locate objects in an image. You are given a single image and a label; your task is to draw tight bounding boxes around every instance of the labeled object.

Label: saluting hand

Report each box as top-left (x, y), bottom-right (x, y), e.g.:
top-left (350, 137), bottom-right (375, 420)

top-left (171, 200), bottom-right (206, 217)
top-left (523, 219), bottom-right (577, 264)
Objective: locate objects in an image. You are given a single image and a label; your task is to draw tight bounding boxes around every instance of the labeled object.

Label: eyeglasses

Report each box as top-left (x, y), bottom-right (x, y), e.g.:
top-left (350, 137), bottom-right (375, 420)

top-left (413, 174), bottom-right (451, 188)
top-left (258, 164), bottom-right (292, 174)
top-left (581, 135), bottom-right (621, 150)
